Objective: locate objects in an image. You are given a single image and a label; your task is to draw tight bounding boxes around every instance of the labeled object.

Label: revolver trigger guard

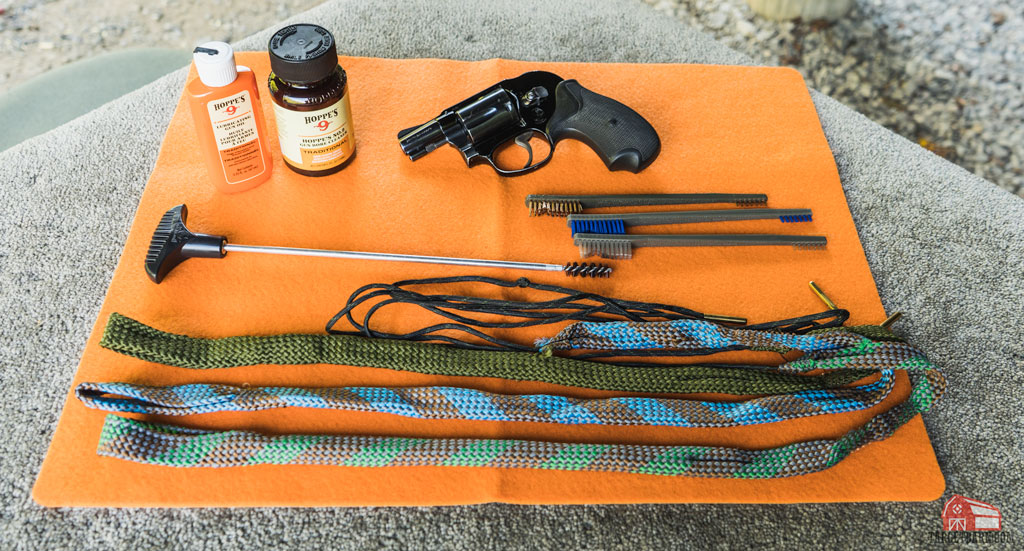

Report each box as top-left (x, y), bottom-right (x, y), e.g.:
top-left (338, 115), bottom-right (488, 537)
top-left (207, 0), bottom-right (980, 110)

top-left (484, 130), bottom-right (554, 176)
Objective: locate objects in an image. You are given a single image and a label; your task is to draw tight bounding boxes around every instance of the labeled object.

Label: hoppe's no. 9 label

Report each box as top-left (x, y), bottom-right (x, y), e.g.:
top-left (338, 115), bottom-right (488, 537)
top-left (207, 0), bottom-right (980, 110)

top-left (273, 92), bottom-right (355, 171)
top-left (206, 90), bottom-right (267, 185)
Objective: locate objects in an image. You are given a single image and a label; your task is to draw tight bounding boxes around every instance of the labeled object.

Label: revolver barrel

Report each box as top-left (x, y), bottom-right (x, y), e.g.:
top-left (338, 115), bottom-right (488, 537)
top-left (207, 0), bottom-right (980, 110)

top-left (398, 119), bottom-right (448, 161)
top-left (398, 88), bottom-right (522, 163)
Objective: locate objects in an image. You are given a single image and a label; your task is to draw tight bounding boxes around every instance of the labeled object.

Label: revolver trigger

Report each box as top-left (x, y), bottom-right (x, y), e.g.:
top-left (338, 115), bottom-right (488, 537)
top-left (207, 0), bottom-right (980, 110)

top-left (514, 131), bottom-right (534, 169)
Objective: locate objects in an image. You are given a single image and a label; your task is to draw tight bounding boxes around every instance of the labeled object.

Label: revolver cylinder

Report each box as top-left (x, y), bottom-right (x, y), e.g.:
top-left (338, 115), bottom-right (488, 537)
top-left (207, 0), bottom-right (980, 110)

top-left (399, 88), bottom-right (523, 163)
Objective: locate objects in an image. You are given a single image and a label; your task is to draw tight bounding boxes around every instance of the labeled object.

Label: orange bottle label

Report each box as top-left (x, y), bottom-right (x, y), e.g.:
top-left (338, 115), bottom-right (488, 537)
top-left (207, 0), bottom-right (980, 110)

top-left (206, 90), bottom-right (267, 184)
top-left (273, 92), bottom-right (355, 171)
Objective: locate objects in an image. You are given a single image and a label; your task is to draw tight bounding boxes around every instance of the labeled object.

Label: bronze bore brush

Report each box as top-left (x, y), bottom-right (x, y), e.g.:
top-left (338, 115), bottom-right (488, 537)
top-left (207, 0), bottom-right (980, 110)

top-left (526, 193), bottom-right (769, 217)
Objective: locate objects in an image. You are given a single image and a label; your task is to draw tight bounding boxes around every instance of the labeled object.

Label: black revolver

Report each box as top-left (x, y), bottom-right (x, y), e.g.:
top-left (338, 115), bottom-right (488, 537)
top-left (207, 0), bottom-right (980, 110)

top-left (397, 71), bottom-right (660, 176)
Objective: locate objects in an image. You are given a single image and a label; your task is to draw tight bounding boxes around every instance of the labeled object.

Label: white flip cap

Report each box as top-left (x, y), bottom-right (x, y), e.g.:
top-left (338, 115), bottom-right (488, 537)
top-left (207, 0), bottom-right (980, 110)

top-left (192, 41), bottom-right (237, 87)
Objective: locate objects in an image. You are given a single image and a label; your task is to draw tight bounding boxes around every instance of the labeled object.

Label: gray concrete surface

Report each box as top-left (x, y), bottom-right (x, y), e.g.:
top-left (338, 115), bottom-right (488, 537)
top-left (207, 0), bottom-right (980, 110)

top-left (0, 48), bottom-right (191, 152)
top-left (0, 0), bottom-right (325, 88)
top-left (1, 0), bottom-right (1022, 548)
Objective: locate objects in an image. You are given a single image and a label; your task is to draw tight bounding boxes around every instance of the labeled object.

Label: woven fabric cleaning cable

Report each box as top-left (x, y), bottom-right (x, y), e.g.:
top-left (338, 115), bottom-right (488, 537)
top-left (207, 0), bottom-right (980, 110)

top-left (99, 313), bottom-right (872, 395)
top-left (85, 318), bottom-right (931, 428)
top-left (77, 369), bottom-right (895, 427)
top-left (90, 314), bottom-right (944, 477)
top-left (536, 319), bottom-right (910, 360)
top-left (94, 372), bottom-right (939, 477)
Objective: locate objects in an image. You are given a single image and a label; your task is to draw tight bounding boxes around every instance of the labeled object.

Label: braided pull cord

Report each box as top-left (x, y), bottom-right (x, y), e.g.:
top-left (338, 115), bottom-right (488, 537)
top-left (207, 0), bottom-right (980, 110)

top-left (94, 365), bottom-right (934, 478)
top-left (96, 414), bottom-right (835, 478)
top-left (535, 319), bottom-right (947, 471)
top-left (93, 346), bottom-right (946, 477)
top-left (92, 313), bottom-right (946, 475)
top-left (537, 321), bottom-right (940, 403)
top-left (98, 313), bottom-right (872, 395)
top-left (77, 370), bottom-right (895, 427)
top-left (538, 320), bottom-right (929, 374)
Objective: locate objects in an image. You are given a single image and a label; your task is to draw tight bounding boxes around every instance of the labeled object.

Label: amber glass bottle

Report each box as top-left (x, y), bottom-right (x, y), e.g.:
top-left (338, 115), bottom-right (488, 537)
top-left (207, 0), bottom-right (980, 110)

top-left (267, 24), bottom-right (356, 177)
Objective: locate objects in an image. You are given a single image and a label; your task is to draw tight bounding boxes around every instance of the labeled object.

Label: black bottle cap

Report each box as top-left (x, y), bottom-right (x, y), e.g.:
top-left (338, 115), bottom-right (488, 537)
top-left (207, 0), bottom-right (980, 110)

top-left (268, 24), bottom-right (338, 84)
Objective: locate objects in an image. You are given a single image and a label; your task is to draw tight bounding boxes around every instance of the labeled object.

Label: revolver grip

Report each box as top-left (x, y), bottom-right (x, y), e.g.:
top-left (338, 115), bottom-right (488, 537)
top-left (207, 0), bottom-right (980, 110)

top-left (547, 80), bottom-right (660, 173)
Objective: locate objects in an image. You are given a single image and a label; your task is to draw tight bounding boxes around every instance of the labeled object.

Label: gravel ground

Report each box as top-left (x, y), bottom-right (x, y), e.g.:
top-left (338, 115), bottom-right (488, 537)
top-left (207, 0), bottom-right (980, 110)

top-left (1, 0), bottom-right (1022, 197)
top-left (0, 0), bottom-right (324, 86)
top-left (643, 0), bottom-right (1024, 197)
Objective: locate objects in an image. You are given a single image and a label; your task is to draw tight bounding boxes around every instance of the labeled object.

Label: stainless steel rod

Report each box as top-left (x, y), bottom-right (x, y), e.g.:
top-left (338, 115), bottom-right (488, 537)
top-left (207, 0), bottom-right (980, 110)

top-left (223, 243), bottom-right (565, 272)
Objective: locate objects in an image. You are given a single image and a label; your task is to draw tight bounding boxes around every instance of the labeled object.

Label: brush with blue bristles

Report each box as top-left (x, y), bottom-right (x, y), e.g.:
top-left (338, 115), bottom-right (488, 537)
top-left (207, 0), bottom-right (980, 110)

top-left (566, 208), bottom-right (813, 235)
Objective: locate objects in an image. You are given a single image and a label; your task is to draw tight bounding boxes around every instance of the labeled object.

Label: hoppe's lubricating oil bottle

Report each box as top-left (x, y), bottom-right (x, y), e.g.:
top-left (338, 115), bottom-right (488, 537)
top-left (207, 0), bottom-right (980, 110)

top-left (186, 41), bottom-right (273, 193)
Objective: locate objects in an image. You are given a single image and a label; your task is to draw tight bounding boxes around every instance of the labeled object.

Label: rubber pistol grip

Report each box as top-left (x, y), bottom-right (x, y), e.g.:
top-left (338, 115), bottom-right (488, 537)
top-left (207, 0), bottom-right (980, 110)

top-left (547, 80), bottom-right (661, 172)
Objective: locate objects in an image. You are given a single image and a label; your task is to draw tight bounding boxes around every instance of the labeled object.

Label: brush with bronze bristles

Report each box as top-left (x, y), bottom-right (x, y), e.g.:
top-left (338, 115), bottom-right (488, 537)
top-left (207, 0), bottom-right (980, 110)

top-left (526, 193), bottom-right (769, 217)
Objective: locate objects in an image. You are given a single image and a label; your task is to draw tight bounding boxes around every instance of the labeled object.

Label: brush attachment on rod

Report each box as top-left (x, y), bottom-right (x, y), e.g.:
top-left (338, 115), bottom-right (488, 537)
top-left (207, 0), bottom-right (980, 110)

top-left (562, 262), bottom-right (613, 277)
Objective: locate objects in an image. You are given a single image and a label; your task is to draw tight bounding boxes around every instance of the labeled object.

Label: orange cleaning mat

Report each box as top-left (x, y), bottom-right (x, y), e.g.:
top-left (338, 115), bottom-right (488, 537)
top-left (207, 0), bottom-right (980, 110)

top-left (33, 54), bottom-right (944, 506)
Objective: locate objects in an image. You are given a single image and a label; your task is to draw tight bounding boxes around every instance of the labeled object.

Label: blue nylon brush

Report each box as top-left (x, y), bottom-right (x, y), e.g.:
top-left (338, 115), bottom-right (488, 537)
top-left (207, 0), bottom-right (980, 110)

top-left (567, 208), bottom-right (813, 235)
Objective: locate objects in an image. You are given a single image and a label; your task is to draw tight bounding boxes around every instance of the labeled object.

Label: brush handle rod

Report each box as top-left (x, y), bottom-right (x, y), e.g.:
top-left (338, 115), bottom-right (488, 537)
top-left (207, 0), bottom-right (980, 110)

top-left (568, 208), bottom-right (811, 227)
top-left (223, 244), bottom-right (563, 272)
top-left (528, 193), bottom-right (768, 207)
top-left (573, 234), bottom-right (827, 248)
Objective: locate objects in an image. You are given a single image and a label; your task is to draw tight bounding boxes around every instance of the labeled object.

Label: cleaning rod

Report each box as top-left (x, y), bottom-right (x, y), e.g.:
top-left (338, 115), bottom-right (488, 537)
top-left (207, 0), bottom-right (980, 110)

top-left (145, 205), bottom-right (611, 283)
